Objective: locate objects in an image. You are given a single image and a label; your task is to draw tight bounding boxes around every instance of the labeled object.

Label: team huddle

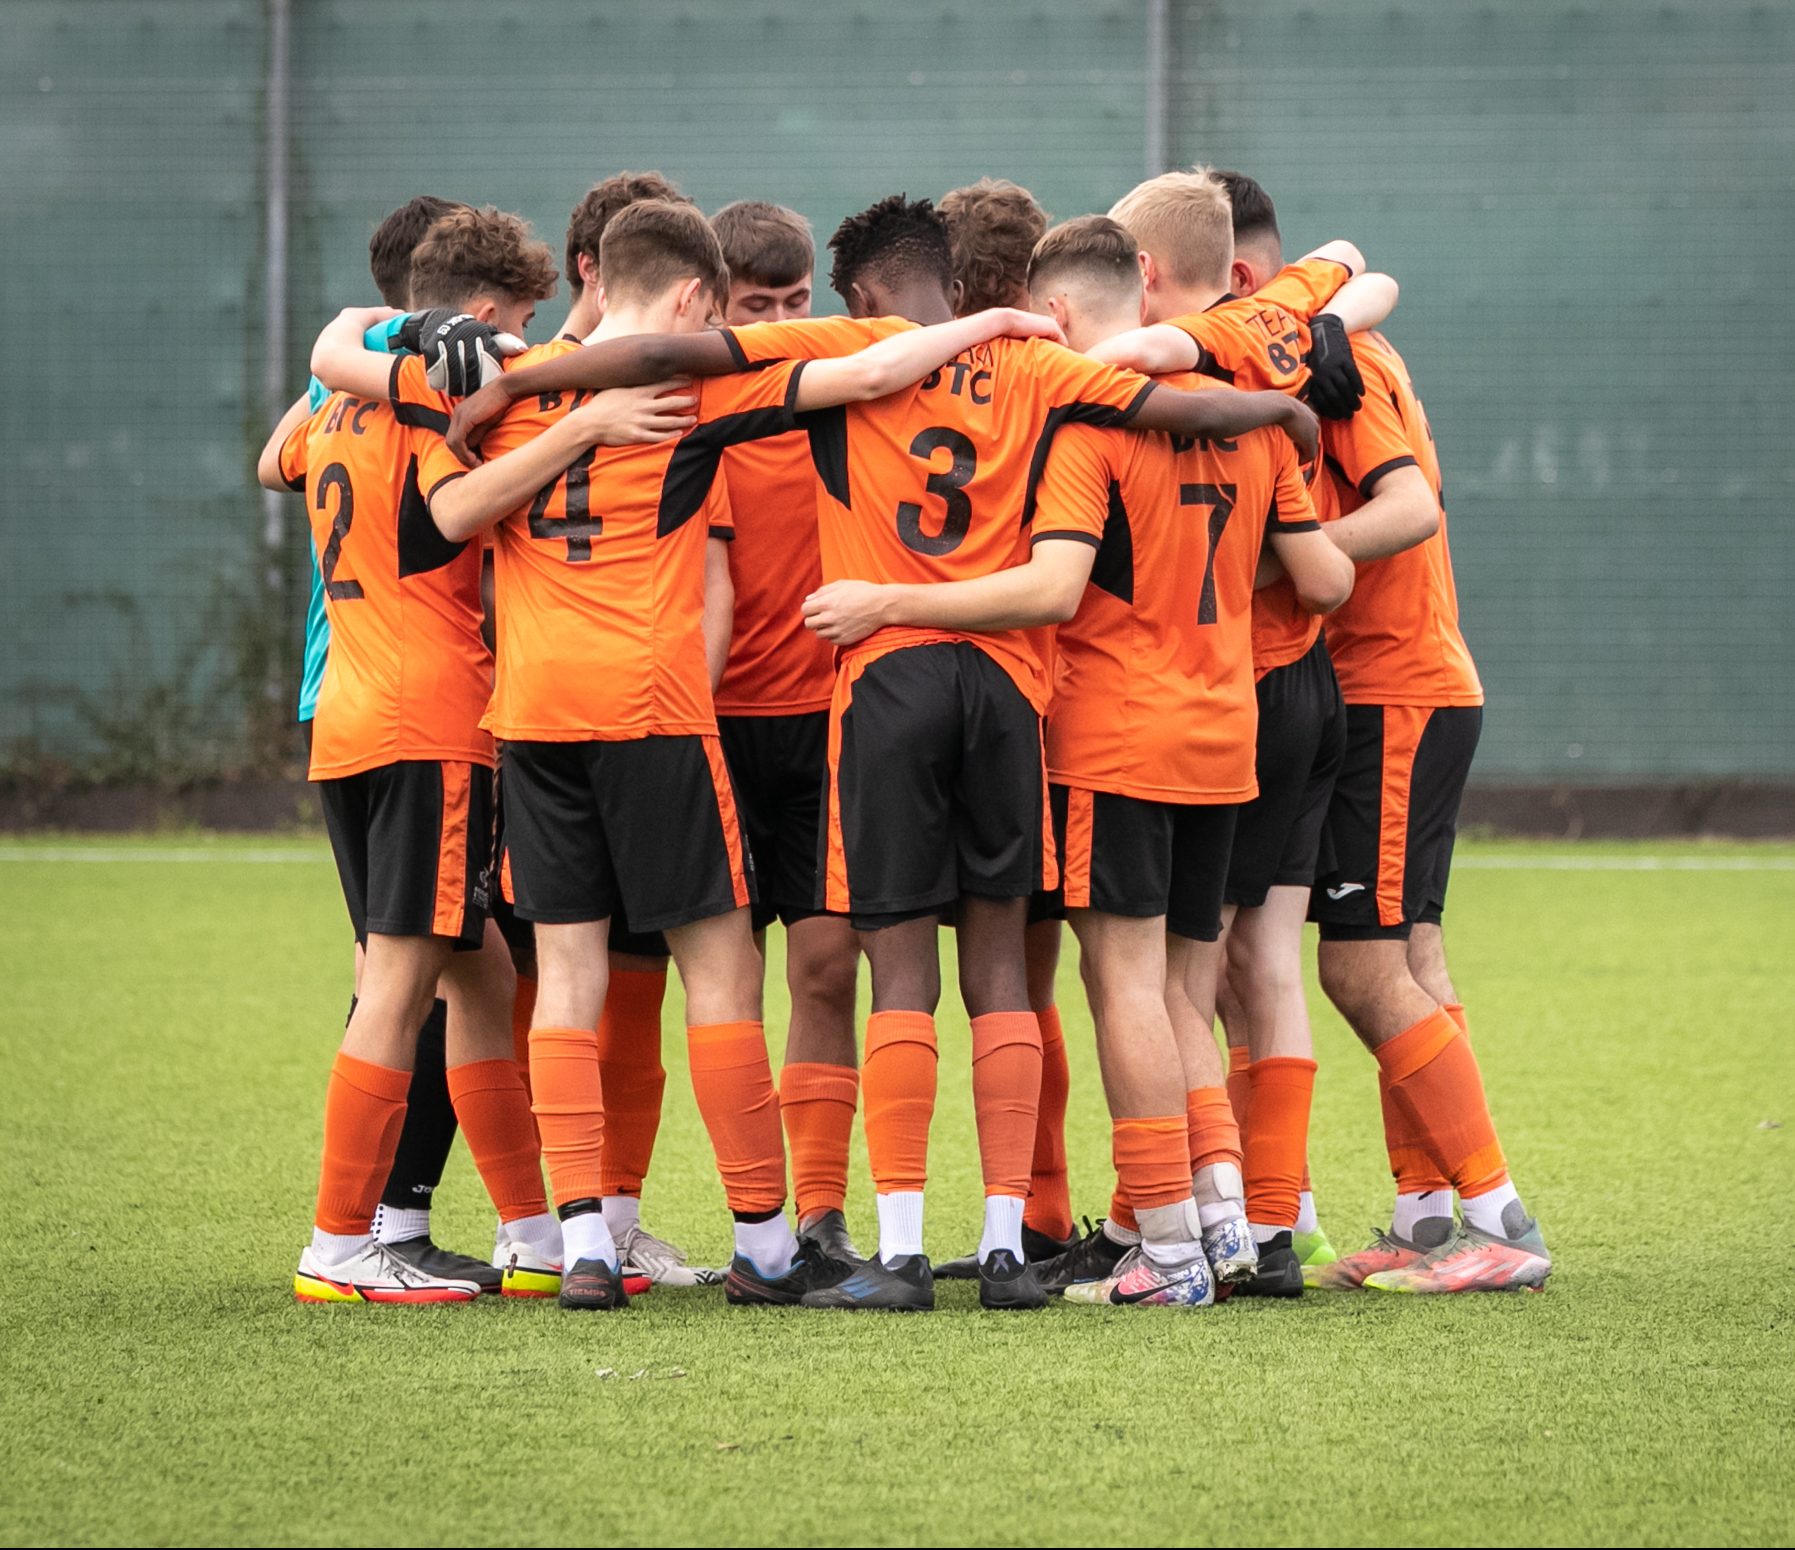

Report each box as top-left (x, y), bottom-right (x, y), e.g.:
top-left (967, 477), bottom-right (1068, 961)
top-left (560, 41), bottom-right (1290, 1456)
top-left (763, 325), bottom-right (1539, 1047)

top-left (258, 164), bottom-right (1551, 1312)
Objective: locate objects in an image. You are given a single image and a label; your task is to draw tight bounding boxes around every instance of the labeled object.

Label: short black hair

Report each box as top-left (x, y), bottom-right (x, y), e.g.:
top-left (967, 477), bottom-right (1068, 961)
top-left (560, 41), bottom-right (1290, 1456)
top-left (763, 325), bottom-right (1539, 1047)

top-left (827, 193), bottom-right (953, 302)
top-left (369, 195), bottom-right (465, 308)
top-left (1214, 170), bottom-right (1279, 247)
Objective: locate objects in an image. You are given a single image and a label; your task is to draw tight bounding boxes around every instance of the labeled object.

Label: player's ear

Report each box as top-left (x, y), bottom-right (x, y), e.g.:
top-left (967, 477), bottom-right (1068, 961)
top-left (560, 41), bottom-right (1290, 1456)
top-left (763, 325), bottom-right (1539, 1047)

top-left (1045, 294), bottom-right (1071, 334)
top-left (675, 276), bottom-right (705, 318)
top-left (845, 280), bottom-right (870, 319)
top-left (1230, 257), bottom-right (1255, 296)
top-left (579, 252), bottom-right (601, 295)
top-left (465, 298), bottom-right (500, 325)
top-left (950, 277), bottom-right (965, 315)
top-left (1137, 249), bottom-right (1156, 293)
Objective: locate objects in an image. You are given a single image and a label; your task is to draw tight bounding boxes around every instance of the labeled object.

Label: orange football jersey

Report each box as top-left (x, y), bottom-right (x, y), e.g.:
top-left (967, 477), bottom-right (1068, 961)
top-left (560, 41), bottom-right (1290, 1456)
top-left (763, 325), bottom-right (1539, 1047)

top-left (396, 343), bottom-right (804, 741)
top-left (725, 317), bottom-right (1155, 710)
top-left (1033, 373), bottom-right (1320, 802)
top-left (1319, 332), bottom-right (1482, 707)
top-left (1164, 263), bottom-right (1348, 676)
top-left (714, 430), bottom-right (834, 716)
top-left (279, 372), bottom-right (491, 779)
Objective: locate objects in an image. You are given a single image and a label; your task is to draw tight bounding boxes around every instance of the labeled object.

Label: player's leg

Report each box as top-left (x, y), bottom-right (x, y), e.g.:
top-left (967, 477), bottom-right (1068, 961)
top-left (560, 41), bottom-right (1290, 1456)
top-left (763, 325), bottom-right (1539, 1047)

top-left (297, 764), bottom-right (484, 1303)
top-left (1163, 801), bottom-right (1257, 1287)
top-left (1022, 912), bottom-right (1077, 1257)
top-left (1314, 706), bottom-right (1548, 1292)
top-left (800, 648), bottom-right (961, 1311)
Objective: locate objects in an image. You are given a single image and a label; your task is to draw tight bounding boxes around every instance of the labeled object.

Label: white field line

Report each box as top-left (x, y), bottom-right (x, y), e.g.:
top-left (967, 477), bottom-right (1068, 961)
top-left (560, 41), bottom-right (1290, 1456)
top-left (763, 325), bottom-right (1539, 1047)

top-left (0, 847), bottom-right (1790, 872)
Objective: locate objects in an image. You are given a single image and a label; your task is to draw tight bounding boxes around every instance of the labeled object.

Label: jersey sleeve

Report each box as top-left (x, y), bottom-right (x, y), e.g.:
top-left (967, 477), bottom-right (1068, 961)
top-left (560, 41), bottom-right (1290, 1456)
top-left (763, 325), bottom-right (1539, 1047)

top-left (276, 417), bottom-right (311, 492)
top-left (1267, 439), bottom-right (1322, 533)
top-left (387, 354), bottom-right (452, 436)
top-left (702, 475), bottom-right (734, 542)
top-left (1030, 422), bottom-right (1119, 546)
top-left (1170, 305), bottom-right (1307, 393)
top-left (1253, 257), bottom-right (1353, 322)
top-left (722, 314), bottom-right (911, 366)
top-left (1320, 347), bottom-right (1418, 497)
top-left (409, 424), bottom-right (469, 503)
top-left (1026, 339), bottom-right (1156, 423)
top-left (658, 361), bottom-right (809, 535)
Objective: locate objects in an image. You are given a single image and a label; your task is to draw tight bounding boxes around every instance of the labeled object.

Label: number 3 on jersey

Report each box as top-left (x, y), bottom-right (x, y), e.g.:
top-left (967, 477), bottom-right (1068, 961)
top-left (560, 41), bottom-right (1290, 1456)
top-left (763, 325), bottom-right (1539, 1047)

top-left (529, 445), bottom-right (604, 561)
top-left (896, 426), bottom-right (977, 556)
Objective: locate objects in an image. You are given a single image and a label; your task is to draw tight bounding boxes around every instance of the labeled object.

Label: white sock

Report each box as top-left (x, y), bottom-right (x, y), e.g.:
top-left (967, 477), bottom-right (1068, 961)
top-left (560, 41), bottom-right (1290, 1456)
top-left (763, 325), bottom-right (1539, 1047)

top-left (501, 1211), bottom-right (562, 1262)
top-left (373, 1204), bottom-right (430, 1245)
top-left (1459, 1182), bottom-right (1523, 1238)
top-left (978, 1194), bottom-right (1025, 1263)
top-left (601, 1194), bottom-right (641, 1238)
top-left (1295, 1191), bottom-right (1320, 1234)
top-left (734, 1215), bottom-right (797, 1278)
top-left (561, 1209), bottom-right (618, 1269)
top-left (876, 1191), bottom-right (926, 1264)
top-left (311, 1227), bottom-right (371, 1262)
top-left (1102, 1218), bottom-right (1142, 1247)
top-left (1250, 1221), bottom-right (1286, 1246)
top-left (1391, 1189), bottom-right (1454, 1240)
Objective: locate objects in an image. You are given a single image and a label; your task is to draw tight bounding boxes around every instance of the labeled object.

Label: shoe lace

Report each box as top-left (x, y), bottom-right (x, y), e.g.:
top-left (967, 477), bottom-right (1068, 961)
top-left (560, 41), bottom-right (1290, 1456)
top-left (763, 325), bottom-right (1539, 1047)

top-left (370, 1242), bottom-right (427, 1287)
top-left (620, 1223), bottom-right (687, 1265)
top-left (796, 1242), bottom-right (853, 1286)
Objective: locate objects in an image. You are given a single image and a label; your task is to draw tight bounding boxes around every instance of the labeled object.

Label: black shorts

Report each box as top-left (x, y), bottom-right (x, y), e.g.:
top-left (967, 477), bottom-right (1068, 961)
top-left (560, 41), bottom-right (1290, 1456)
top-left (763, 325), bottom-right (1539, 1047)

top-left (719, 710), bottom-right (831, 932)
top-left (823, 642), bottom-right (1052, 930)
top-left (500, 734), bottom-right (753, 932)
top-left (492, 813), bottom-right (667, 962)
top-left (317, 759), bottom-right (493, 948)
top-left (1311, 703), bottom-right (1482, 940)
top-left (1048, 785), bottom-right (1238, 942)
top-left (1224, 635), bottom-right (1348, 909)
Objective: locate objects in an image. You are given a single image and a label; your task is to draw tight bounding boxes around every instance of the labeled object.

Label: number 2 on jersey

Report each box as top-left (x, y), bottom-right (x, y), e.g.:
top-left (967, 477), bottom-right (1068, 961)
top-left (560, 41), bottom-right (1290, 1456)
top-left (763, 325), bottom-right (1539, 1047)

top-left (528, 446), bottom-right (603, 561)
top-left (1179, 481), bottom-right (1236, 626)
top-left (895, 426), bottom-right (977, 556)
top-left (316, 463), bottom-right (363, 601)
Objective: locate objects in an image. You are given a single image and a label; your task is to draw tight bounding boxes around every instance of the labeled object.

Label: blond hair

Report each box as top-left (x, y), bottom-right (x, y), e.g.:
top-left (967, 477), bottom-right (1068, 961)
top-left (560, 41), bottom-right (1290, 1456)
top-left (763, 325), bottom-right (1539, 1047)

top-left (1107, 166), bottom-right (1233, 292)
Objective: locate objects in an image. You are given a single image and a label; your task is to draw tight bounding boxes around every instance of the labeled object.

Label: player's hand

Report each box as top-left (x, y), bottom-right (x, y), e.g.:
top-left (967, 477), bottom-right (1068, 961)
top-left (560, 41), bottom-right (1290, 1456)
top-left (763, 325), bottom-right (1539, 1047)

top-left (1301, 313), bottom-right (1364, 419)
top-left (399, 309), bottom-right (526, 398)
top-left (567, 380), bottom-right (697, 448)
top-left (445, 380), bottom-right (517, 467)
top-left (801, 580), bottom-right (892, 646)
top-left (991, 307), bottom-right (1066, 346)
top-left (1278, 396), bottom-right (1322, 465)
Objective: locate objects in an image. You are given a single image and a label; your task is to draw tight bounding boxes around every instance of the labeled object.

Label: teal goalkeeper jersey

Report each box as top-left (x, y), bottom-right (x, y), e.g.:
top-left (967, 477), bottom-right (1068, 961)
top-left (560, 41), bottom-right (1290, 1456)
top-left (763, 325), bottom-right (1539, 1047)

top-left (296, 314), bottom-right (407, 722)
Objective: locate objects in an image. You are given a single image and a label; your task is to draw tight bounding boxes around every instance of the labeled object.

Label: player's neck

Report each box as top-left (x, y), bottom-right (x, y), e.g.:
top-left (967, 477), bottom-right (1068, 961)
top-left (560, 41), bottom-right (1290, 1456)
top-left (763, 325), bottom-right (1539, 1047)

top-left (1071, 307), bottom-right (1147, 357)
top-left (562, 292), bottom-right (602, 341)
top-left (1146, 280), bottom-right (1226, 323)
top-left (588, 302), bottom-right (667, 342)
top-left (877, 287), bottom-right (956, 327)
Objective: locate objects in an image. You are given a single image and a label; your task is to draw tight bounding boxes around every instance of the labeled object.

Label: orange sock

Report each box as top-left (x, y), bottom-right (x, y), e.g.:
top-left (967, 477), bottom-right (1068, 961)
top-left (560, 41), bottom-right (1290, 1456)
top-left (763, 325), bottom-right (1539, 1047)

top-left (1225, 1041), bottom-right (1252, 1131)
top-left (1107, 1189), bottom-right (1140, 1234)
top-left (595, 968), bottom-right (668, 1198)
top-left (1243, 1057), bottom-right (1316, 1229)
top-left (446, 1058), bottom-right (548, 1223)
top-left (1374, 1008), bottom-right (1509, 1199)
top-left (529, 1024), bottom-right (605, 1206)
top-left (314, 1051), bottom-right (412, 1234)
top-left (510, 976), bottom-right (537, 1098)
top-left (1444, 1001), bottom-right (1469, 1034)
top-left (1112, 1116), bottom-right (1192, 1216)
top-left (1186, 1086), bottom-right (1243, 1173)
top-left (971, 1012), bottom-right (1043, 1199)
top-left (687, 1021), bottom-right (787, 1216)
top-left (780, 1061), bottom-right (857, 1219)
top-left (1024, 1005), bottom-right (1073, 1238)
top-left (862, 1011), bottom-right (937, 1194)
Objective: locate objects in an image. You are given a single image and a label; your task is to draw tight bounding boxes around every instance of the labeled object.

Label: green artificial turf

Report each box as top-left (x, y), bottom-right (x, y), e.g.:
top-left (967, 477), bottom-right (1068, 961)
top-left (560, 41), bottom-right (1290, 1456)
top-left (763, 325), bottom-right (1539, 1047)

top-left (2, 836), bottom-right (1791, 1546)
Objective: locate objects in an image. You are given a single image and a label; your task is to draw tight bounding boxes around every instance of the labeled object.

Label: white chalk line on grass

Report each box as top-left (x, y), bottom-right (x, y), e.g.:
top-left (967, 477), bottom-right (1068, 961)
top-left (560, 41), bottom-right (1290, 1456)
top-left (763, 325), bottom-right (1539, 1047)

top-left (0, 847), bottom-right (1791, 872)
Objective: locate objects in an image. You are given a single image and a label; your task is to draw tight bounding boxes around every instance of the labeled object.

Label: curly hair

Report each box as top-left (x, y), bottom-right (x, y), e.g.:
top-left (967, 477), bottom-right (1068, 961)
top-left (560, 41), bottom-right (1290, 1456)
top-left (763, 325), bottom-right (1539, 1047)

top-left (940, 178), bottom-right (1048, 314)
top-left (564, 171), bottom-right (694, 292)
top-left (827, 193), bottom-right (953, 303)
top-left (368, 195), bottom-right (466, 308)
top-left (407, 206), bottom-right (559, 309)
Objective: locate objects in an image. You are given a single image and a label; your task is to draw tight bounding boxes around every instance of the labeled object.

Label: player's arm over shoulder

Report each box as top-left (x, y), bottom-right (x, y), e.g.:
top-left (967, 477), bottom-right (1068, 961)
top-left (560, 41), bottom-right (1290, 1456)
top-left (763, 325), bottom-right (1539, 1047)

top-left (1263, 439), bottom-right (1354, 612)
top-left (257, 394), bottom-right (314, 493)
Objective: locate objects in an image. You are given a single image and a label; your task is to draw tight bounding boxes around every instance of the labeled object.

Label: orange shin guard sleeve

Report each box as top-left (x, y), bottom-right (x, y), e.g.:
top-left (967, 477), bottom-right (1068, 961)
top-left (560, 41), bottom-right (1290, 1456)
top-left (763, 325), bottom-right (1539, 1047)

top-left (1025, 1005), bottom-right (1073, 1238)
top-left (1112, 1116), bottom-right (1192, 1213)
top-left (315, 1052), bottom-right (412, 1234)
top-left (1107, 1189), bottom-right (1140, 1233)
top-left (971, 1012), bottom-right (1043, 1198)
top-left (688, 1021), bottom-right (787, 1216)
top-left (1444, 1002), bottom-right (1469, 1035)
top-left (1186, 1086), bottom-right (1243, 1174)
top-left (1375, 1009), bottom-right (1508, 1199)
top-left (595, 968), bottom-right (668, 1198)
top-left (529, 1024), bottom-right (605, 1206)
top-left (779, 1061), bottom-right (858, 1219)
top-left (862, 1011), bottom-right (938, 1195)
top-left (510, 976), bottom-right (537, 1098)
top-left (1225, 1040), bottom-right (1252, 1131)
top-left (447, 1058), bottom-right (548, 1223)
top-left (1243, 1057), bottom-right (1316, 1229)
